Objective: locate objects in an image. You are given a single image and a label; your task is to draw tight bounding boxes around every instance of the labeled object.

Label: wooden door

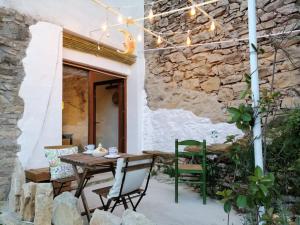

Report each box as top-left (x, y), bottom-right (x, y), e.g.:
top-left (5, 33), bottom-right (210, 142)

top-left (88, 71), bottom-right (127, 153)
top-left (117, 80), bottom-right (127, 153)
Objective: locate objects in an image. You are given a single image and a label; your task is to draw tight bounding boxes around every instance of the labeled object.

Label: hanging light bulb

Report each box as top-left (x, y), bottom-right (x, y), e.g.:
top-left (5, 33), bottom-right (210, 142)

top-left (137, 34), bottom-right (142, 42)
top-left (148, 8), bottom-right (154, 22)
top-left (157, 35), bottom-right (162, 45)
top-left (186, 30), bottom-right (191, 46)
top-left (190, 4), bottom-right (196, 16)
top-left (118, 14), bottom-right (123, 23)
top-left (101, 22), bottom-right (107, 31)
top-left (97, 44), bottom-right (101, 50)
top-left (210, 20), bottom-right (216, 31)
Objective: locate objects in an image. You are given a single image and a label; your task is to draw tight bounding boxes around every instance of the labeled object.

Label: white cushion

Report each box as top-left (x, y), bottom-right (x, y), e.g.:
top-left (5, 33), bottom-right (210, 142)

top-left (108, 157), bottom-right (151, 199)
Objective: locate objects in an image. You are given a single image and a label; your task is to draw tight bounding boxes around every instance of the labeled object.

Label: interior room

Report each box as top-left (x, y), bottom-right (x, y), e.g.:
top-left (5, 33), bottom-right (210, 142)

top-left (62, 65), bottom-right (123, 151)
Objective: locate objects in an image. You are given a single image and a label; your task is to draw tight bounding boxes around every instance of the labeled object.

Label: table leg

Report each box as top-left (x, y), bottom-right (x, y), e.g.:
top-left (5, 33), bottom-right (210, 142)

top-left (72, 165), bottom-right (91, 221)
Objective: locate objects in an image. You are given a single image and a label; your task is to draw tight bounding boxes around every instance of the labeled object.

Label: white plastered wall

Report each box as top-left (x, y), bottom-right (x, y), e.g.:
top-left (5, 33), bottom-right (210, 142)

top-left (0, 0), bottom-right (145, 168)
top-left (142, 90), bottom-right (244, 151)
top-left (17, 22), bottom-right (63, 169)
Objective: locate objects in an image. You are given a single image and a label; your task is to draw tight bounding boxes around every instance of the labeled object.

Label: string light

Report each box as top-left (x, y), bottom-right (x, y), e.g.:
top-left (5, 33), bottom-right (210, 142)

top-left (186, 30), bottom-right (191, 46)
top-left (92, 0), bottom-right (221, 51)
top-left (157, 35), bottom-right (162, 45)
top-left (148, 8), bottom-right (154, 22)
top-left (137, 34), bottom-right (143, 42)
top-left (101, 22), bottom-right (108, 31)
top-left (190, 4), bottom-right (196, 16)
top-left (210, 20), bottom-right (215, 31)
top-left (118, 14), bottom-right (123, 23)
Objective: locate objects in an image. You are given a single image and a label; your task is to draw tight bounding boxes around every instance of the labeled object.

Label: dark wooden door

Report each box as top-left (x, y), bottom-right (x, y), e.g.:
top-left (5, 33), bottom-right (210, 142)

top-left (88, 71), bottom-right (127, 153)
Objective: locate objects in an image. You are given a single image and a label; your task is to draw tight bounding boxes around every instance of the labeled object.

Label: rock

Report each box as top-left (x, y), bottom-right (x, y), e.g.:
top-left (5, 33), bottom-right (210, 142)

top-left (151, 66), bottom-right (164, 75)
top-left (230, 3), bottom-right (239, 10)
top-left (218, 88), bottom-right (234, 102)
top-left (122, 209), bottom-right (155, 225)
top-left (20, 182), bottom-right (36, 222)
top-left (264, 0), bottom-right (284, 12)
top-left (270, 71), bottom-right (300, 89)
top-left (89, 209), bottom-right (121, 225)
top-left (173, 71), bottom-right (184, 82)
top-left (257, 21), bottom-right (276, 30)
top-left (231, 82), bottom-right (248, 97)
top-left (281, 97), bottom-right (300, 108)
top-left (221, 75), bottom-right (242, 85)
top-left (276, 4), bottom-right (298, 15)
top-left (34, 183), bottom-right (53, 225)
top-left (257, 0), bottom-right (270, 8)
top-left (167, 52), bottom-right (187, 63)
top-left (206, 54), bottom-right (223, 64)
top-left (8, 159), bottom-right (25, 213)
top-left (192, 66), bottom-right (212, 77)
top-left (164, 62), bottom-right (173, 72)
top-left (172, 33), bottom-right (186, 44)
top-left (196, 16), bottom-right (209, 24)
top-left (182, 78), bottom-right (200, 89)
top-left (52, 192), bottom-right (83, 225)
top-left (192, 32), bottom-right (210, 43)
top-left (0, 211), bottom-right (33, 225)
top-left (260, 12), bottom-right (276, 22)
top-left (200, 77), bottom-right (220, 92)
top-left (163, 76), bottom-right (172, 83)
top-left (210, 7), bottom-right (226, 17)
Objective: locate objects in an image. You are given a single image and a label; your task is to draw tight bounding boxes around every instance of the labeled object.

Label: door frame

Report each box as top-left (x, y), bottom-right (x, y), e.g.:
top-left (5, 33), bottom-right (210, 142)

top-left (63, 59), bottom-right (127, 153)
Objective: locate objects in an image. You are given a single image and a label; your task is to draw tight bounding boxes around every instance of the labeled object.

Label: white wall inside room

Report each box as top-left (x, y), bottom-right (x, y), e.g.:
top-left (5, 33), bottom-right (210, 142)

top-left (17, 22), bottom-right (62, 169)
top-left (95, 85), bottom-right (119, 149)
top-left (2, 0), bottom-right (146, 154)
top-left (142, 91), bottom-right (244, 151)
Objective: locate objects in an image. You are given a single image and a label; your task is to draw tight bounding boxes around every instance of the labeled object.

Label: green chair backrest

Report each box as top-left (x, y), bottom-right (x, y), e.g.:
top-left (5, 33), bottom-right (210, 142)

top-left (175, 139), bottom-right (207, 168)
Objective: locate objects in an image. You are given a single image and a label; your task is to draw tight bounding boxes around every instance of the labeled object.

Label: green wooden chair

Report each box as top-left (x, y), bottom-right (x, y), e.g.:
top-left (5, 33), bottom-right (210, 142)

top-left (175, 139), bottom-right (207, 204)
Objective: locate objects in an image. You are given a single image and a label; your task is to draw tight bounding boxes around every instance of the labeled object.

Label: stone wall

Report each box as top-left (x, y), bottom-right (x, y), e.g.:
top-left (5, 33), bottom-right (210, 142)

top-left (144, 0), bottom-right (300, 125)
top-left (63, 66), bottom-right (89, 149)
top-left (0, 8), bottom-right (33, 200)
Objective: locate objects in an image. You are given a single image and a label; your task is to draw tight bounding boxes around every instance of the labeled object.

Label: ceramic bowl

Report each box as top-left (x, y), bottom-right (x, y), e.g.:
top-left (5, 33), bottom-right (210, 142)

top-left (92, 149), bottom-right (107, 157)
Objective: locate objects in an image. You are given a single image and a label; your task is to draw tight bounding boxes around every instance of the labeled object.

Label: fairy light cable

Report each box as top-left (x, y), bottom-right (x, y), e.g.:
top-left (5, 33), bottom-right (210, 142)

top-left (143, 29), bottom-right (300, 52)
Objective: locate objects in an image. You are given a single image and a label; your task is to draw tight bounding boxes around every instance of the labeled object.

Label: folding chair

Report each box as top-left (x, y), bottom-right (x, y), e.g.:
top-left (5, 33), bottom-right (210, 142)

top-left (175, 139), bottom-right (207, 204)
top-left (92, 154), bottom-right (154, 212)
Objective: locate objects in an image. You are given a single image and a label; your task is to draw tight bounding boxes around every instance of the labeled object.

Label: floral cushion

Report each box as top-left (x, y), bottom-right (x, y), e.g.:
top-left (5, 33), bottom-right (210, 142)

top-left (44, 145), bottom-right (78, 180)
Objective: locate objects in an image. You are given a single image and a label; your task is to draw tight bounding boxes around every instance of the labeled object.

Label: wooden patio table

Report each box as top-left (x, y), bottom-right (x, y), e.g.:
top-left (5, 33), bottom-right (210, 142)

top-left (59, 153), bottom-right (133, 221)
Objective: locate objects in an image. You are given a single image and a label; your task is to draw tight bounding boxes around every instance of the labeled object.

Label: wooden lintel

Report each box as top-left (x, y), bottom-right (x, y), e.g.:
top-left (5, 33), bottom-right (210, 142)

top-left (63, 31), bottom-right (136, 65)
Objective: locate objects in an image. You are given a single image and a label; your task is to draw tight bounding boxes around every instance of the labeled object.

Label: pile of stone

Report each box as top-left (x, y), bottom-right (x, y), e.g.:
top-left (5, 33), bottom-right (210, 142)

top-left (90, 209), bottom-right (156, 225)
top-left (0, 160), bottom-right (54, 225)
top-left (0, 160), bottom-right (156, 225)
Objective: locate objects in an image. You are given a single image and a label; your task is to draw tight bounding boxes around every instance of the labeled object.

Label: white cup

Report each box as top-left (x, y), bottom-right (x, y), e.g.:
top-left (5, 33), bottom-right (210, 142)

top-left (108, 147), bottom-right (118, 156)
top-left (84, 144), bottom-right (95, 152)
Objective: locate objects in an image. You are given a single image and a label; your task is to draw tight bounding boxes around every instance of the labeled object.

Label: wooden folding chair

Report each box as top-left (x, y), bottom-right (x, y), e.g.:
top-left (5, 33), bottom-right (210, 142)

top-left (175, 139), bottom-right (207, 204)
top-left (92, 154), bottom-right (155, 212)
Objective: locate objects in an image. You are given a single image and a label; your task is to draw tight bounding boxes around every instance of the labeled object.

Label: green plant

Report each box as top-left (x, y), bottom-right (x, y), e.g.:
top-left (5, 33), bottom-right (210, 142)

top-left (218, 167), bottom-right (278, 225)
top-left (266, 108), bottom-right (300, 197)
top-left (228, 104), bottom-right (254, 131)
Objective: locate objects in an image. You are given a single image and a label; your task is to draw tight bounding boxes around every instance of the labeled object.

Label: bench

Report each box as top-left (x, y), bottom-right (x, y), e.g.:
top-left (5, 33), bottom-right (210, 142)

top-left (25, 166), bottom-right (114, 196)
top-left (25, 167), bottom-right (75, 196)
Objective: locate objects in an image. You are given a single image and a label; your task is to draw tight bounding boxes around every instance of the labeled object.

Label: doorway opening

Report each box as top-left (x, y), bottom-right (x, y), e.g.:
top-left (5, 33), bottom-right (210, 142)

top-left (62, 61), bottom-right (127, 153)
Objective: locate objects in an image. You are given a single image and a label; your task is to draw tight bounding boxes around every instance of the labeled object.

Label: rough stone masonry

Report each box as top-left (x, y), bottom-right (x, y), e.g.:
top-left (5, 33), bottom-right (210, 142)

top-left (0, 8), bottom-right (33, 200)
top-left (144, 0), bottom-right (300, 123)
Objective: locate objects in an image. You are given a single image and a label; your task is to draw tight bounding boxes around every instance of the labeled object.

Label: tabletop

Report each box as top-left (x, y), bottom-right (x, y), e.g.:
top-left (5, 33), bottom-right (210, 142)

top-left (59, 153), bottom-right (132, 169)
